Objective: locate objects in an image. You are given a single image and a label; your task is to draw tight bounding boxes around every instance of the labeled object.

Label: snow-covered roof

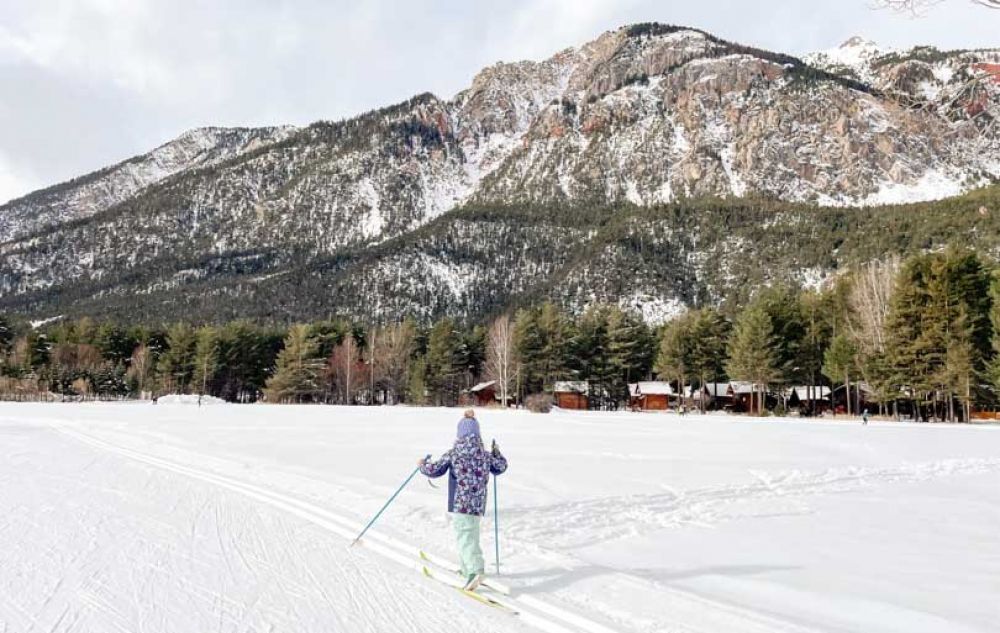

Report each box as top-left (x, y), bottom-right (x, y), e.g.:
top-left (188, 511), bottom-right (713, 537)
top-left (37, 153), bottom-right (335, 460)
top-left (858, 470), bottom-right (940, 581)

top-left (786, 386), bottom-right (831, 401)
top-left (628, 381), bottom-right (675, 396)
top-left (469, 381), bottom-right (496, 393)
top-left (832, 382), bottom-right (877, 397)
top-left (701, 382), bottom-right (732, 397)
top-left (729, 381), bottom-right (758, 394)
top-left (553, 381), bottom-right (588, 394)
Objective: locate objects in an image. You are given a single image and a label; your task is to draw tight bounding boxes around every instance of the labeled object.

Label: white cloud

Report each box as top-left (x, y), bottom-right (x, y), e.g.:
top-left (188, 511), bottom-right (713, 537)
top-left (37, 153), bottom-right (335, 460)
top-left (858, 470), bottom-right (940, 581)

top-left (0, 151), bottom-right (39, 204)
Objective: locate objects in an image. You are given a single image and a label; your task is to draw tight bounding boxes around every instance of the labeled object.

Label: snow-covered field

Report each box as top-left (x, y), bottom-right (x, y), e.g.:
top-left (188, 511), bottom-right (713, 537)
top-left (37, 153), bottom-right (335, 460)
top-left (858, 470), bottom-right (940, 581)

top-left (1, 403), bottom-right (998, 633)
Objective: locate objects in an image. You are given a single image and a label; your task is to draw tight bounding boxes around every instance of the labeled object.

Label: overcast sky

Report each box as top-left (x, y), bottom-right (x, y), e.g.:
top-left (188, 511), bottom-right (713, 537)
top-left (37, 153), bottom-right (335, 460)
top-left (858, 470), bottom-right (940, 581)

top-left (1, 0), bottom-right (997, 205)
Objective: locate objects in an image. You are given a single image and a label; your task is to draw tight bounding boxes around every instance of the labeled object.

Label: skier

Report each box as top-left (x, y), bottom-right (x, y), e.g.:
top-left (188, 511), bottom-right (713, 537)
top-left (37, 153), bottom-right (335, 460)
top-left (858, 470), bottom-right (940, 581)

top-left (419, 409), bottom-right (507, 592)
top-left (862, 408), bottom-right (870, 425)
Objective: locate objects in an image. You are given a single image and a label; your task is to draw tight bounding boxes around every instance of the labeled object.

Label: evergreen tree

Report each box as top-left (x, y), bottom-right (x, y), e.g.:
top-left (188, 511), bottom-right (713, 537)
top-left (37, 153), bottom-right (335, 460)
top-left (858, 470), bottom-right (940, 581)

top-left (308, 320), bottom-right (348, 360)
top-left (96, 323), bottom-right (137, 366)
top-left (606, 307), bottom-right (653, 404)
top-left (0, 314), bottom-right (14, 357)
top-left (885, 259), bottom-right (934, 420)
top-left (937, 306), bottom-right (975, 422)
top-left (191, 327), bottom-right (221, 396)
top-left (800, 291), bottom-right (833, 409)
top-left (157, 323), bottom-right (197, 394)
top-left (463, 325), bottom-right (488, 384)
top-left (425, 318), bottom-right (464, 406)
top-left (655, 311), bottom-right (696, 392)
top-left (537, 303), bottom-right (572, 389)
top-left (573, 306), bottom-right (614, 408)
top-left (216, 322), bottom-right (283, 402)
top-left (989, 270), bottom-right (1000, 395)
top-left (407, 356), bottom-right (429, 405)
top-left (264, 324), bottom-right (324, 403)
top-left (25, 332), bottom-right (51, 371)
top-left (756, 286), bottom-right (808, 384)
top-left (823, 334), bottom-right (857, 415)
top-left (514, 307), bottom-right (546, 394)
top-left (689, 308), bottom-right (732, 410)
top-left (886, 250), bottom-right (991, 420)
top-left (726, 303), bottom-right (782, 414)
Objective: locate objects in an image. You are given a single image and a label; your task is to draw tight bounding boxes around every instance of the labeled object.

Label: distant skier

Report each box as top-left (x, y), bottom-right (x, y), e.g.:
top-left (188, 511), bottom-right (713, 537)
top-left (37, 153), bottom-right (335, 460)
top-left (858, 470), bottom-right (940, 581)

top-left (419, 409), bottom-right (508, 592)
top-left (862, 408), bottom-right (870, 425)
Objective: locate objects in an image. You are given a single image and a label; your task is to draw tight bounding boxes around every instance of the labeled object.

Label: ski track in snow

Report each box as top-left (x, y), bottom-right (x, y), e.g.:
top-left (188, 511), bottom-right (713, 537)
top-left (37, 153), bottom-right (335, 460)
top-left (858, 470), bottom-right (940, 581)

top-left (33, 422), bottom-right (616, 633)
top-left (0, 423), bottom-right (528, 633)
top-left (6, 418), bottom-right (831, 633)
top-left (504, 457), bottom-right (1000, 549)
top-left (2, 407), bottom-right (998, 633)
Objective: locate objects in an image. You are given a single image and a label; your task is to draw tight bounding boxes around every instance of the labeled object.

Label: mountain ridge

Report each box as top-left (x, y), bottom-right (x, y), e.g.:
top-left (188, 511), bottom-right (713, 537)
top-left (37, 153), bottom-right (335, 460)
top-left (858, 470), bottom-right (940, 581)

top-left (1, 22), bottom-right (998, 324)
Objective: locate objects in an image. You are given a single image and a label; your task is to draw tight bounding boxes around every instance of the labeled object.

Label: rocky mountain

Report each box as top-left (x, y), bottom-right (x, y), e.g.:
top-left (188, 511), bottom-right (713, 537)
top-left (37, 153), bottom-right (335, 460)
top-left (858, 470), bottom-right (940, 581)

top-left (0, 126), bottom-right (295, 244)
top-left (1, 23), bottom-right (998, 324)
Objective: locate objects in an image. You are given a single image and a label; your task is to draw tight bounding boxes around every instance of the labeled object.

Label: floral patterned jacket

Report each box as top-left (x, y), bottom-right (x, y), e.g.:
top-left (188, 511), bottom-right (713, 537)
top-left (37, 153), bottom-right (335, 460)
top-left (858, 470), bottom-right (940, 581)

top-left (420, 435), bottom-right (508, 516)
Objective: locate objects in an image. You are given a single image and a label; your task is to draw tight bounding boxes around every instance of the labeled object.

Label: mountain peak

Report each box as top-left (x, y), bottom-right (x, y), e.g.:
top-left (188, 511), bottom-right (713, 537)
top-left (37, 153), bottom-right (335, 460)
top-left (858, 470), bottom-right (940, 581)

top-left (839, 35), bottom-right (878, 50)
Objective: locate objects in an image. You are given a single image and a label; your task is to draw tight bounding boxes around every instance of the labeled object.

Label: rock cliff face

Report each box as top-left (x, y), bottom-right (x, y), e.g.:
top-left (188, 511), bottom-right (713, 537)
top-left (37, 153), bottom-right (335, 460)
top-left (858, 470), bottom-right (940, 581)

top-left (0, 23), bottom-right (998, 322)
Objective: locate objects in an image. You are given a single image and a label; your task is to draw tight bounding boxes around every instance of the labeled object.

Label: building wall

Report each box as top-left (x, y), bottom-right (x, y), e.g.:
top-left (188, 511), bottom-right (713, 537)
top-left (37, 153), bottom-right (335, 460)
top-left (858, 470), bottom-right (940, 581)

top-left (642, 394), bottom-right (670, 410)
top-left (474, 389), bottom-right (496, 407)
top-left (556, 392), bottom-right (588, 410)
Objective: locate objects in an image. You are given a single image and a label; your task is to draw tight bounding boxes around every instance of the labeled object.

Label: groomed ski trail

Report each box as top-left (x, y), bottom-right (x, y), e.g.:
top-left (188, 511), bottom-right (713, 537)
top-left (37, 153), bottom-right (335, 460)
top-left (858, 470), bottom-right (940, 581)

top-left (50, 423), bottom-right (604, 633)
top-left (48, 421), bottom-right (833, 633)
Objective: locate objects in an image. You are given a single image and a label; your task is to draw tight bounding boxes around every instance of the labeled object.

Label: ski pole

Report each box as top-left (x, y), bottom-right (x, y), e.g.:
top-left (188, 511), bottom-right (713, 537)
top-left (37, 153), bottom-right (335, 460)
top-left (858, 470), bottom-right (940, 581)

top-left (492, 439), bottom-right (500, 575)
top-left (351, 456), bottom-right (429, 546)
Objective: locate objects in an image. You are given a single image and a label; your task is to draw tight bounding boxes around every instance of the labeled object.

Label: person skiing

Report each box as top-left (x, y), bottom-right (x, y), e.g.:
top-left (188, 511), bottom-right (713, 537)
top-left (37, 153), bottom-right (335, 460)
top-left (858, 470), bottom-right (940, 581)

top-left (418, 409), bottom-right (507, 592)
top-left (862, 408), bottom-right (870, 425)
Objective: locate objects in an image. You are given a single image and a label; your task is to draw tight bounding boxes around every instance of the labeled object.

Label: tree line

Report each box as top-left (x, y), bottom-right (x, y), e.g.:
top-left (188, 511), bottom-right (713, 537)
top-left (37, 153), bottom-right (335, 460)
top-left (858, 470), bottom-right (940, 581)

top-left (1, 248), bottom-right (997, 420)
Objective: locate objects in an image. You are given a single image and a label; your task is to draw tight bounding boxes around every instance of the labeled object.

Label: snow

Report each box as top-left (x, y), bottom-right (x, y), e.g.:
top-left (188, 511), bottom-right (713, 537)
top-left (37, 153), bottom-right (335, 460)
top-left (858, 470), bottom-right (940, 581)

top-left (156, 393), bottom-right (227, 405)
top-left (417, 253), bottom-right (474, 298)
top-left (29, 314), bottom-right (63, 329)
top-left (804, 37), bottom-right (890, 84)
top-left (2, 403), bottom-right (999, 633)
top-left (861, 169), bottom-right (967, 206)
top-left (703, 116), bottom-right (747, 198)
top-left (798, 266), bottom-right (828, 290)
top-left (617, 290), bottom-right (685, 325)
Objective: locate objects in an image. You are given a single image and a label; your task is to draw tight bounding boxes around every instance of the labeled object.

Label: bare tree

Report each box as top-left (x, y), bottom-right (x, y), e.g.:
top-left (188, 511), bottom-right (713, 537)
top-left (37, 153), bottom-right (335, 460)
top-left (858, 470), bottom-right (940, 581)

top-left (847, 256), bottom-right (900, 358)
top-left (127, 344), bottom-right (152, 397)
top-left (846, 256), bottom-right (901, 414)
top-left (377, 320), bottom-right (416, 404)
top-left (485, 314), bottom-right (519, 407)
top-left (326, 337), bottom-right (365, 404)
top-left (873, 0), bottom-right (1000, 12)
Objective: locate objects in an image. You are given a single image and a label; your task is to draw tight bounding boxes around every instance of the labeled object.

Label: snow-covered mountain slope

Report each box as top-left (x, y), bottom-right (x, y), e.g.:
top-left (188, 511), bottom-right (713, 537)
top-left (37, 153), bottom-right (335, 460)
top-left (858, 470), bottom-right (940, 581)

top-left (3, 404), bottom-right (999, 633)
top-left (0, 23), bottom-right (998, 322)
top-left (6, 185), bottom-right (997, 326)
top-left (0, 126), bottom-right (296, 243)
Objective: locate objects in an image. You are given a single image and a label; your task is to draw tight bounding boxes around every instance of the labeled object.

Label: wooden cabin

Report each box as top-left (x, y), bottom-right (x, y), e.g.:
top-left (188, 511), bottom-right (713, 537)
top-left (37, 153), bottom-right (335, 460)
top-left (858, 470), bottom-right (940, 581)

top-left (831, 382), bottom-right (877, 414)
top-left (553, 381), bottom-right (589, 410)
top-left (786, 386), bottom-right (831, 415)
top-left (467, 381), bottom-right (497, 407)
top-left (628, 381), bottom-right (673, 411)
top-left (697, 382), bottom-right (734, 410)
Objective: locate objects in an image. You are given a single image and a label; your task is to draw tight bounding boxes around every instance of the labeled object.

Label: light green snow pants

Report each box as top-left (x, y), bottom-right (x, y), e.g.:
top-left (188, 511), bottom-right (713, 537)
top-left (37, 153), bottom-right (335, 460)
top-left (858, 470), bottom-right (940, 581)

top-left (452, 513), bottom-right (484, 577)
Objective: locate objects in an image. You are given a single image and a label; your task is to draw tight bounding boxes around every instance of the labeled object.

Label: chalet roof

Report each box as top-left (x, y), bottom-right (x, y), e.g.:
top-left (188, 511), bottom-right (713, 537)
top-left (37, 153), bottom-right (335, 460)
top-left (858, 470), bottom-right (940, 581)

top-left (701, 382), bottom-right (732, 397)
top-left (553, 381), bottom-right (588, 394)
top-left (469, 381), bottom-right (496, 393)
top-left (729, 381), bottom-right (758, 394)
top-left (831, 382), bottom-right (877, 397)
top-left (628, 381), bottom-right (675, 396)
top-left (786, 386), bottom-right (831, 401)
